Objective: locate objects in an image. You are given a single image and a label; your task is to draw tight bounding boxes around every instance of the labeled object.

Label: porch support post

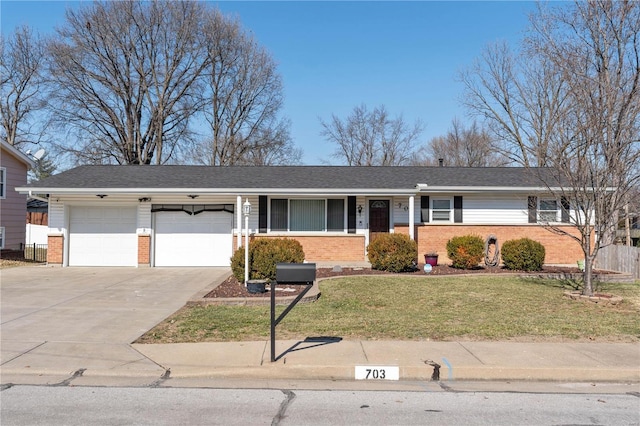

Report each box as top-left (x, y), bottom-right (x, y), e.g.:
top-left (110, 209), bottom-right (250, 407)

top-left (409, 195), bottom-right (415, 240)
top-left (236, 195), bottom-right (242, 248)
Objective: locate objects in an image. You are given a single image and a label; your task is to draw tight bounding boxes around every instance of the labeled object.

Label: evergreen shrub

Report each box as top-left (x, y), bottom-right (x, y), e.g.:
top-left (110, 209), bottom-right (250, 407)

top-left (231, 238), bottom-right (305, 282)
top-left (367, 233), bottom-right (418, 272)
top-left (501, 238), bottom-right (546, 271)
top-left (446, 235), bottom-right (484, 269)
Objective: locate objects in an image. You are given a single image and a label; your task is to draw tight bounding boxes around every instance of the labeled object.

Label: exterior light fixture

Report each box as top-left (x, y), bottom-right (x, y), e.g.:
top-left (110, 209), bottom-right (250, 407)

top-left (187, 194), bottom-right (199, 199)
top-left (357, 205), bottom-right (363, 216)
top-left (138, 197), bottom-right (151, 202)
top-left (243, 199), bottom-right (252, 285)
top-left (96, 194), bottom-right (107, 198)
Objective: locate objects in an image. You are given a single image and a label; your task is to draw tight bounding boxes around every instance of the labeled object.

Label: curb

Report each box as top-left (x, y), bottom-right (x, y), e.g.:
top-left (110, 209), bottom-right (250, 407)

top-left (7, 365), bottom-right (632, 383)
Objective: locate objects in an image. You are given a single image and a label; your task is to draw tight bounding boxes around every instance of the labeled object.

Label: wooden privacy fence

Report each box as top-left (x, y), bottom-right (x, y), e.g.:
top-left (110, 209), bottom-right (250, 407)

top-left (595, 245), bottom-right (640, 280)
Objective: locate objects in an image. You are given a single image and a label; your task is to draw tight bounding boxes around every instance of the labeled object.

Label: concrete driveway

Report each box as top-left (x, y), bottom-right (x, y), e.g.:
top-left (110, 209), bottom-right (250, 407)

top-left (0, 266), bottom-right (229, 379)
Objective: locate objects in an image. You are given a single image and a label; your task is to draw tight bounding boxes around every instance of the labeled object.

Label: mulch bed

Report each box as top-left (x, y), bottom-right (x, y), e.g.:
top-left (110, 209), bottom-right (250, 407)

top-left (204, 264), bottom-right (592, 299)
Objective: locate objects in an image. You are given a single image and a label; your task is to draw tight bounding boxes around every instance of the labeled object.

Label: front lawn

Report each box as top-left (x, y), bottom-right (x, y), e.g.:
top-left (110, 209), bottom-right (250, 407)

top-left (136, 276), bottom-right (640, 343)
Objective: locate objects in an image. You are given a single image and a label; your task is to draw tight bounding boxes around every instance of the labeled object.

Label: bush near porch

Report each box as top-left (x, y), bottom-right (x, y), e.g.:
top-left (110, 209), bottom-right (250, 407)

top-left (231, 238), bottom-right (305, 282)
top-left (367, 233), bottom-right (418, 273)
top-left (446, 235), bottom-right (484, 269)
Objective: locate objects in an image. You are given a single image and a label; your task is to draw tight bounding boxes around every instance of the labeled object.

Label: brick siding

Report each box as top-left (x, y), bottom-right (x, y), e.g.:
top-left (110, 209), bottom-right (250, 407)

top-left (253, 235), bottom-right (366, 262)
top-left (413, 225), bottom-right (586, 265)
top-left (47, 235), bottom-right (64, 265)
top-left (138, 235), bottom-right (150, 266)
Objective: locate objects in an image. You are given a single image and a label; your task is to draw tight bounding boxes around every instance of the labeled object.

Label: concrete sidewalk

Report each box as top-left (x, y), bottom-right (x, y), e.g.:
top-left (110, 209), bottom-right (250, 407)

top-left (2, 339), bottom-right (638, 386)
top-left (133, 340), bottom-right (640, 382)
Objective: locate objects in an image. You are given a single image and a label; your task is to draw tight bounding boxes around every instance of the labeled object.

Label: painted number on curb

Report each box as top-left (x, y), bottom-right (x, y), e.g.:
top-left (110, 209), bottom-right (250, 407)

top-left (355, 366), bottom-right (399, 380)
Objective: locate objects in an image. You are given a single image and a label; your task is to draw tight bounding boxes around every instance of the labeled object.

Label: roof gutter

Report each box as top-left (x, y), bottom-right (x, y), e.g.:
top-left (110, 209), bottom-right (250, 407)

top-left (15, 187), bottom-right (419, 196)
top-left (415, 184), bottom-right (575, 193)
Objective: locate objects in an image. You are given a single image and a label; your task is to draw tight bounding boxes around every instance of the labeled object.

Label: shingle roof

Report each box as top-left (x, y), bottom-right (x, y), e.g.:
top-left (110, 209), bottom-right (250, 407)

top-left (22, 165), bottom-right (559, 191)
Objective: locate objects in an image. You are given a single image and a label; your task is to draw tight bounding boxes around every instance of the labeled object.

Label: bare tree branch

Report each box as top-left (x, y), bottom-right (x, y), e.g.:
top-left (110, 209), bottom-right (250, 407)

top-left (464, 1), bottom-right (640, 295)
top-left (47, 0), bottom-right (209, 165)
top-left (0, 26), bottom-right (49, 150)
top-left (320, 104), bottom-right (423, 166)
top-left (413, 118), bottom-right (509, 166)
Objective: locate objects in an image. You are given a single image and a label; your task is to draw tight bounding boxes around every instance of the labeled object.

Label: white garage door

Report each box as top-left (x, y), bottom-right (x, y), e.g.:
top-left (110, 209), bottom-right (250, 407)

top-left (154, 211), bottom-right (233, 267)
top-left (69, 206), bottom-right (138, 266)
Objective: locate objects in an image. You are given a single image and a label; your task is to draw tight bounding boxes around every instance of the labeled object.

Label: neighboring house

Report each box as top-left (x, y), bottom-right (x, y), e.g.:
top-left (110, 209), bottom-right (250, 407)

top-left (17, 165), bottom-right (586, 267)
top-left (0, 141), bottom-right (35, 252)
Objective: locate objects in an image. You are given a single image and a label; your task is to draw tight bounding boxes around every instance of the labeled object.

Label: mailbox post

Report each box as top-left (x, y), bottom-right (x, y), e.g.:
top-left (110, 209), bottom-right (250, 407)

top-left (271, 263), bottom-right (316, 362)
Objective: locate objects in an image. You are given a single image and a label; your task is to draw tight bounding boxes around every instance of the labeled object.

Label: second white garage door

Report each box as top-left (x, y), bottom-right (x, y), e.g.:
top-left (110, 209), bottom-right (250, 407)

top-left (154, 211), bottom-right (233, 267)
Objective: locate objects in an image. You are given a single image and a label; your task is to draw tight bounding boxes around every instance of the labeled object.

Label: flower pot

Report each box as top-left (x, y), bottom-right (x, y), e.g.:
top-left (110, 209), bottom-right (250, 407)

top-left (424, 254), bottom-right (438, 267)
top-left (246, 279), bottom-right (267, 294)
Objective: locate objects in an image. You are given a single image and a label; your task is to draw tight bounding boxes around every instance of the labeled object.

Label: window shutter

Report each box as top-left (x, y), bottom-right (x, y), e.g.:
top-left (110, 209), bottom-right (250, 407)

top-left (561, 196), bottom-right (570, 223)
top-left (420, 196), bottom-right (430, 222)
top-left (258, 196), bottom-right (267, 233)
top-left (454, 196), bottom-right (463, 223)
top-left (347, 196), bottom-right (356, 234)
top-left (528, 196), bottom-right (537, 223)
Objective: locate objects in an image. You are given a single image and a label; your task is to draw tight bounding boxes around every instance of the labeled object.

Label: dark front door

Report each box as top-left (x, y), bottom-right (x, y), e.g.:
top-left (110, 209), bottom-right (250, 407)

top-left (369, 200), bottom-right (390, 243)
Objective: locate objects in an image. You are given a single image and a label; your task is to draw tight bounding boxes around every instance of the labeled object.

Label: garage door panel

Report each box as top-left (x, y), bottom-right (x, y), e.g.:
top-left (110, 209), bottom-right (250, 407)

top-left (154, 211), bottom-right (232, 267)
top-left (69, 207), bottom-right (137, 267)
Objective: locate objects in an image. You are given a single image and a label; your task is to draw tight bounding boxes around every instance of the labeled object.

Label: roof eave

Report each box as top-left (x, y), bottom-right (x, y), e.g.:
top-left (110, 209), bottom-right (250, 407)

top-left (15, 187), bottom-right (420, 196)
top-left (1, 141), bottom-right (36, 169)
top-left (416, 185), bottom-right (571, 193)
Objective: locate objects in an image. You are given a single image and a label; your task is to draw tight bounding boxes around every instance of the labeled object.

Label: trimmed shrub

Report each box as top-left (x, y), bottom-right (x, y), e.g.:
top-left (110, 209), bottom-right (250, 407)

top-left (367, 233), bottom-right (418, 273)
top-left (446, 235), bottom-right (484, 269)
top-left (501, 238), bottom-right (545, 271)
top-left (230, 238), bottom-right (305, 282)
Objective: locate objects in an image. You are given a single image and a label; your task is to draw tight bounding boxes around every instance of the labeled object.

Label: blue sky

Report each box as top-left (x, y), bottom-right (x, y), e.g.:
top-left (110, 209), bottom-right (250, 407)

top-left (1, 1), bottom-right (536, 165)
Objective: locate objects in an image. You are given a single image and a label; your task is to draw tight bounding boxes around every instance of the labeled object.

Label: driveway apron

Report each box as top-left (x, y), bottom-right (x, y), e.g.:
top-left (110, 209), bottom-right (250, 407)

top-left (0, 266), bottom-right (229, 378)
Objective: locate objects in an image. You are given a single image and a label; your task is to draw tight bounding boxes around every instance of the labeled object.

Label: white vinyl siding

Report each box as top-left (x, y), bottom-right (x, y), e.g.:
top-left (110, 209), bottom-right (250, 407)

top-left (137, 202), bottom-right (152, 234)
top-left (48, 200), bottom-right (66, 232)
top-left (460, 196), bottom-right (529, 225)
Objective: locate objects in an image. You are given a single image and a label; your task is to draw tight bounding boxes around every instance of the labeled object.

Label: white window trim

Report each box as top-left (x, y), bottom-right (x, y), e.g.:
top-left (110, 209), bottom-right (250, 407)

top-left (431, 197), bottom-right (453, 223)
top-left (0, 167), bottom-right (6, 199)
top-left (268, 197), bottom-right (347, 233)
top-left (0, 226), bottom-right (5, 249)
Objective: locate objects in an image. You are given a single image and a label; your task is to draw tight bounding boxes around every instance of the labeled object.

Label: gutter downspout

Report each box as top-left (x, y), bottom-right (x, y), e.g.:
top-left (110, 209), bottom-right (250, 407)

top-left (28, 191), bottom-right (49, 203)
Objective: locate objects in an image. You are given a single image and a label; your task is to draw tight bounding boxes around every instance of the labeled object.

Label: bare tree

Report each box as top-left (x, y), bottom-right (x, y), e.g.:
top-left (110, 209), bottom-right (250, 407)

top-left (460, 42), bottom-right (568, 167)
top-left (47, 0), bottom-right (210, 165)
top-left (463, 1), bottom-right (640, 295)
top-left (197, 11), bottom-right (296, 165)
top-left (0, 26), bottom-right (48, 149)
top-left (320, 104), bottom-right (423, 166)
top-left (413, 118), bottom-right (509, 166)
top-left (537, 1), bottom-right (640, 295)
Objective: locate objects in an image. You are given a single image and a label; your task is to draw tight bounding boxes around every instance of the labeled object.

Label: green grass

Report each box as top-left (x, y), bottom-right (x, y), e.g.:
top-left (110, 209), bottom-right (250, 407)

top-left (136, 276), bottom-right (640, 343)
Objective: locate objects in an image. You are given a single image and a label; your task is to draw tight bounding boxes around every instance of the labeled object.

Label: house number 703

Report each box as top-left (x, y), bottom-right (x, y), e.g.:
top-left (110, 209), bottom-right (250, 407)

top-left (355, 366), bottom-right (399, 380)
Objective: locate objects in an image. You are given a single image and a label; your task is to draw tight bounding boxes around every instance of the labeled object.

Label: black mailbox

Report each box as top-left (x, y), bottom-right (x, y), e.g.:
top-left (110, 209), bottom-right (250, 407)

top-left (276, 263), bottom-right (316, 284)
